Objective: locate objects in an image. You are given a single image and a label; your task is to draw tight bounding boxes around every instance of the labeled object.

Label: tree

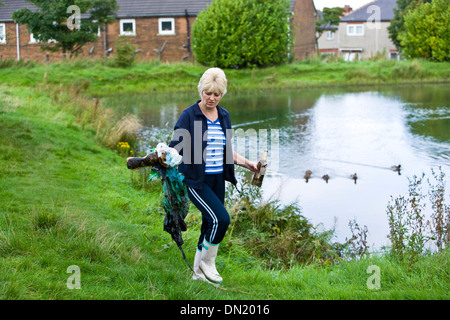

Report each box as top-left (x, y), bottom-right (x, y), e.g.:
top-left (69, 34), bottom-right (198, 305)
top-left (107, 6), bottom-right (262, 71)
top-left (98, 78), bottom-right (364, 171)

top-left (388, 0), bottom-right (431, 51)
top-left (192, 0), bottom-right (292, 68)
top-left (12, 0), bottom-right (117, 58)
top-left (398, 0), bottom-right (450, 61)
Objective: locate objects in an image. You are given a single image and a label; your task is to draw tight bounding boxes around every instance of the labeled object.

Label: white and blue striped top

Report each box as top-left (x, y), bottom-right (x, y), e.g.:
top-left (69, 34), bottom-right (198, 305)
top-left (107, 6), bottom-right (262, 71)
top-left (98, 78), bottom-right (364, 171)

top-left (205, 118), bottom-right (226, 174)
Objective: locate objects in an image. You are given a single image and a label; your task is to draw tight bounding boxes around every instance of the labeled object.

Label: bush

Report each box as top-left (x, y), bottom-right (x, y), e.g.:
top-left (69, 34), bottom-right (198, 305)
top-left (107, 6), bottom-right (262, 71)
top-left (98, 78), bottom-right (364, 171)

top-left (398, 0), bottom-right (450, 61)
top-left (192, 0), bottom-right (292, 68)
top-left (113, 37), bottom-right (137, 68)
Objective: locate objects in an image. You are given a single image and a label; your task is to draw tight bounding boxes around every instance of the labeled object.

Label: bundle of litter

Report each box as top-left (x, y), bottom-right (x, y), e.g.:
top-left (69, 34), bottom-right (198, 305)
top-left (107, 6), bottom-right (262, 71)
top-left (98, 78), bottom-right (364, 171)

top-left (127, 143), bottom-right (192, 271)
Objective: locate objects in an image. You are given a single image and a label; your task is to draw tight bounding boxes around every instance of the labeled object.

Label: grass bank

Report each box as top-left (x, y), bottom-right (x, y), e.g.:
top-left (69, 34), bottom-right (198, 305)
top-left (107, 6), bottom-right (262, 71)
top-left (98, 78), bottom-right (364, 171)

top-left (0, 59), bottom-right (449, 300)
top-left (1, 58), bottom-right (449, 96)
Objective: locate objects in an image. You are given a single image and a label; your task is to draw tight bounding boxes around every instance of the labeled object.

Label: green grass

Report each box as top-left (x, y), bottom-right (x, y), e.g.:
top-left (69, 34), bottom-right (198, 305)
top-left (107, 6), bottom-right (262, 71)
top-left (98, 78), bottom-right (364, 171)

top-left (1, 57), bottom-right (449, 96)
top-left (0, 59), bottom-right (449, 300)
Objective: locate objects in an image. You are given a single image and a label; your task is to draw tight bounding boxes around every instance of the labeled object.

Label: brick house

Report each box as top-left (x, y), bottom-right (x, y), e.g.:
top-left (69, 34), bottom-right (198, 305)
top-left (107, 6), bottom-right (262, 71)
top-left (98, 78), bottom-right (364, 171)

top-left (0, 0), bottom-right (316, 63)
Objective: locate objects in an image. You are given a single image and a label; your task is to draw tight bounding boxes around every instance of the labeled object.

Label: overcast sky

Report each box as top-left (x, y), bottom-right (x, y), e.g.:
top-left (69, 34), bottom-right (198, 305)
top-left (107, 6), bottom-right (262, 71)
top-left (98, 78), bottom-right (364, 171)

top-left (313, 0), bottom-right (374, 11)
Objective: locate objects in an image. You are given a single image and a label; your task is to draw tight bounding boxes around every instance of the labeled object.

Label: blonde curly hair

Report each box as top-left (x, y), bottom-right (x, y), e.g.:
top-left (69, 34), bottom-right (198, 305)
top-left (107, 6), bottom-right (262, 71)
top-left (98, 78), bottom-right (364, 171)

top-left (197, 67), bottom-right (228, 98)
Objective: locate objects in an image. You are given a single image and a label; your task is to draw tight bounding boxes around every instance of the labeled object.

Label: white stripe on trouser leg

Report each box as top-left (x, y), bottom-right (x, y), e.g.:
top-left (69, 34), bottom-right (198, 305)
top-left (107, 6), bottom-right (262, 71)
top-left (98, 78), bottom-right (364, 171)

top-left (188, 187), bottom-right (218, 243)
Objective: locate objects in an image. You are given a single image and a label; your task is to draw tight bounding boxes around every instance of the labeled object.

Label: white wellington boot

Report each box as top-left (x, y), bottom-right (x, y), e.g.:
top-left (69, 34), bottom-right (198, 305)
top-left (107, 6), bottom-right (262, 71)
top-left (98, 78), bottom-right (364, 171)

top-left (192, 249), bottom-right (207, 281)
top-left (199, 240), bottom-right (223, 284)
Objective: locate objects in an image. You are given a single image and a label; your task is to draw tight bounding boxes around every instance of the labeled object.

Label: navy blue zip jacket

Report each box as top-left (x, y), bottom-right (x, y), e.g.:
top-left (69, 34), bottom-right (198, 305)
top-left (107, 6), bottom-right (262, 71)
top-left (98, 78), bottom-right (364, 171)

top-left (169, 100), bottom-right (237, 190)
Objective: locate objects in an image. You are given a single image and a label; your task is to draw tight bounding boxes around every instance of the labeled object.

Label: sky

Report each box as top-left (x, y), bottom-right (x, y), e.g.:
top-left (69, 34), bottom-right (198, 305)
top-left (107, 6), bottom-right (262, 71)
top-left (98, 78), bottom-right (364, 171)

top-left (313, 0), bottom-right (374, 11)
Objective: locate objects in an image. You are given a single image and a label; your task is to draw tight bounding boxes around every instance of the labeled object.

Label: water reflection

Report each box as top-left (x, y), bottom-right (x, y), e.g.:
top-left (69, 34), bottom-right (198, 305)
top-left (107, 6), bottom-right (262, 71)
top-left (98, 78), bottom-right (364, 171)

top-left (101, 84), bottom-right (450, 248)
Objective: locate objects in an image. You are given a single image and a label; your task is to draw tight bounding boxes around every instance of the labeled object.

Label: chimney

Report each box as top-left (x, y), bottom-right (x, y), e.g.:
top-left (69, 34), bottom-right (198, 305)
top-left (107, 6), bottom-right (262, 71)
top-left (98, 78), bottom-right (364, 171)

top-left (343, 5), bottom-right (353, 14)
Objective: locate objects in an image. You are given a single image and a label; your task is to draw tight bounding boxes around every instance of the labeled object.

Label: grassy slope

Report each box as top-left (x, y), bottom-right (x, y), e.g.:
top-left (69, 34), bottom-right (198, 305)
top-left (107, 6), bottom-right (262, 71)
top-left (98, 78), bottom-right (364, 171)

top-left (1, 58), bottom-right (449, 96)
top-left (0, 60), bottom-right (449, 300)
top-left (0, 85), bottom-right (220, 299)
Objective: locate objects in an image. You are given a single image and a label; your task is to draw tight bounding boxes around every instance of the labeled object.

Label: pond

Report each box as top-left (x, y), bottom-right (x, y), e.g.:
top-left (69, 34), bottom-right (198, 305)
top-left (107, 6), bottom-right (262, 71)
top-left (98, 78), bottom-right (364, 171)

top-left (103, 84), bottom-right (450, 249)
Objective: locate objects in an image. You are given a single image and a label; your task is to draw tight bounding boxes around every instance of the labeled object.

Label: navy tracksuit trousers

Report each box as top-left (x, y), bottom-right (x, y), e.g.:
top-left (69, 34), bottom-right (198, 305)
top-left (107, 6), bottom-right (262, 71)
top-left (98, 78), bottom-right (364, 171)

top-left (187, 173), bottom-right (230, 251)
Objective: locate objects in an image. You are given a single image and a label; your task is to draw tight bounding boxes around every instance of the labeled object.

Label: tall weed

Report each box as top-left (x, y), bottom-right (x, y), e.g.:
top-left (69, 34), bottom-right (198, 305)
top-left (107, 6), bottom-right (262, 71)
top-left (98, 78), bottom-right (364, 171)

top-left (30, 208), bottom-right (60, 231)
top-left (387, 168), bottom-right (449, 264)
top-left (428, 168), bottom-right (450, 250)
top-left (224, 168), bottom-right (341, 269)
top-left (102, 113), bottom-right (143, 148)
top-left (0, 58), bottom-right (36, 69)
top-left (345, 219), bottom-right (369, 259)
top-left (44, 81), bottom-right (142, 149)
top-left (390, 59), bottom-right (431, 80)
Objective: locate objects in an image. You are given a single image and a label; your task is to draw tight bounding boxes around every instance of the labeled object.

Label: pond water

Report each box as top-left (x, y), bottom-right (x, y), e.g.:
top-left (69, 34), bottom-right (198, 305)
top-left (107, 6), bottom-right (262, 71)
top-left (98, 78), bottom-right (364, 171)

top-left (103, 84), bottom-right (450, 249)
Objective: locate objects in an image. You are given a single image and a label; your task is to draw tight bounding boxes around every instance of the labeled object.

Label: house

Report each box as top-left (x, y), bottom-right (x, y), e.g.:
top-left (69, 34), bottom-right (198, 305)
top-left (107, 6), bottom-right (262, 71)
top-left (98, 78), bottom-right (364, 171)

top-left (318, 0), bottom-right (399, 61)
top-left (290, 0), bottom-right (317, 61)
top-left (317, 20), bottom-right (339, 56)
top-left (0, 0), bottom-right (317, 63)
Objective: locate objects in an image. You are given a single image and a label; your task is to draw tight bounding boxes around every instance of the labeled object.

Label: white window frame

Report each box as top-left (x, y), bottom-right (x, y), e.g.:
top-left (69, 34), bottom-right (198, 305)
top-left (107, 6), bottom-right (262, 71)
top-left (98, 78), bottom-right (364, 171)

top-left (120, 19), bottom-right (136, 36)
top-left (0, 23), bottom-right (6, 44)
top-left (29, 32), bottom-right (38, 44)
top-left (326, 31), bottom-right (334, 40)
top-left (158, 18), bottom-right (175, 35)
top-left (92, 20), bottom-right (101, 37)
top-left (347, 24), bottom-right (364, 36)
top-left (341, 49), bottom-right (363, 61)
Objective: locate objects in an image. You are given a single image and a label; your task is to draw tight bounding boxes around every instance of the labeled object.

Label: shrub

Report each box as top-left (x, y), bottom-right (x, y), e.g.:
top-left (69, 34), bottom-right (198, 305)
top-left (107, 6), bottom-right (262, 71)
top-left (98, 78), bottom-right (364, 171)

top-left (192, 0), bottom-right (292, 68)
top-left (398, 0), bottom-right (450, 61)
top-left (113, 37), bottom-right (137, 68)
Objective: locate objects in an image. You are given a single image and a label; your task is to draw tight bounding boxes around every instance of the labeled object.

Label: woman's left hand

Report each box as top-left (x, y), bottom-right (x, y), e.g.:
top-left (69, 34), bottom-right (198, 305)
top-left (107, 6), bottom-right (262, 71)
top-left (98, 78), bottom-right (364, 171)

top-left (246, 160), bottom-right (258, 172)
top-left (233, 151), bottom-right (259, 172)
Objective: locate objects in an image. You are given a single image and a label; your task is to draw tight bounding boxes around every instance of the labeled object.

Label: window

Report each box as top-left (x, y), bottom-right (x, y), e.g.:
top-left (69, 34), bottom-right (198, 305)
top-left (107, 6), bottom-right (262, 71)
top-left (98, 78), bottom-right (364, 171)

top-left (92, 20), bottom-right (101, 37)
top-left (390, 52), bottom-right (399, 60)
top-left (30, 33), bottom-right (56, 44)
top-left (347, 24), bottom-right (364, 36)
top-left (0, 24), bottom-right (6, 44)
top-left (30, 33), bottom-right (38, 44)
top-left (158, 18), bottom-right (175, 35)
top-left (326, 31), bottom-right (334, 40)
top-left (120, 19), bottom-right (136, 36)
top-left (341, 49), bottom-right (362, 61)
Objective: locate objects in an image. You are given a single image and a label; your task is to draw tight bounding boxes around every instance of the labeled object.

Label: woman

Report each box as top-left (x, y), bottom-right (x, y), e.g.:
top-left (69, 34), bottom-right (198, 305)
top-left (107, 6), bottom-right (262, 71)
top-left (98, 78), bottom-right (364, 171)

top-left (169, 68), bottom-right (257, 284)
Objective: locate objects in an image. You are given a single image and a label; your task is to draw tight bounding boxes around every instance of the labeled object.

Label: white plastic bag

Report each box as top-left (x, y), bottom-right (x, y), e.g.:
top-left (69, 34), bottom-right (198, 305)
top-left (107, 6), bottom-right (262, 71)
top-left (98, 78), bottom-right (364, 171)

top-left (155, 143), bottom-right (182, 167)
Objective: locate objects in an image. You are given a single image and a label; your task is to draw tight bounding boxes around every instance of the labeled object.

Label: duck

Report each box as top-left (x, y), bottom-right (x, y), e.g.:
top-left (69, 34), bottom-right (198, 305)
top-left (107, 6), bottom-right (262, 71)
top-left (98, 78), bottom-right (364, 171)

top-left (304, 170), bottom-right (312, 183)
top-left (322, 174), bottom-right (330, 183)
top-left (391, 164), bottom-right (401, 175)
top-left (350, 173), bottom-right (358, 184)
